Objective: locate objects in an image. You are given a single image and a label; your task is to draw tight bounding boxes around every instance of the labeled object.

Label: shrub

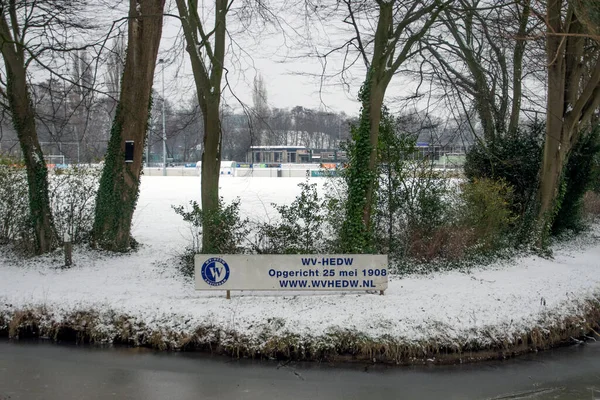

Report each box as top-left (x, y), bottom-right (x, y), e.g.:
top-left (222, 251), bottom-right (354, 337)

top-left (0, 162), bottom-right (31, 247)
top-left (552, 128), bottom-right (600, 234)
top-left (372, 114), bottom-right (455, 265)
top-left (173, 198), bottom-right (250, 277)
top-left (464, 123), bottom-right (543, 217)
top-left (254, 178), bottom-right (328, 254)
top-left (49, 166), bottom-right (100, 244)
top-left (320, 179), bottom-right (347, 252)
top-left (458, 178), bottom-right (516, 250)
top-left (401, 178), bottom-right (515, 264)
top-left (405, 170), bottom-right (453, 234)
top-left (406, 224), bottom-right (476, 262)
top-left (374, 166), bottom-right (454, 263)
top-left (465, 123), bottom-right (600, 241)
top-left (0, 162), bottom-right (100, 252)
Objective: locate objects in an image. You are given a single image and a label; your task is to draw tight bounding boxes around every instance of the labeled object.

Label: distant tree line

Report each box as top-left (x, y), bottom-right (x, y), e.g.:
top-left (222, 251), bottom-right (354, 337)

top-left (0, 69), bottom-right (357, 165)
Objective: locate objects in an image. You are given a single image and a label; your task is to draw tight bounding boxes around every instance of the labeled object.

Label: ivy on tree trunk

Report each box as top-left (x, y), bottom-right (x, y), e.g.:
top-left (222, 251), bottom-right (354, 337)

top-left (92, 0), bottom-right (166, 252)
top-left (536, 1), bottom-right (600, 246)
top-left (338, 0), bottom-right (447, 253)
top-left (0, 9), bottom-right (58, 254)
top-left (340, 71), bottom-right (378, 253)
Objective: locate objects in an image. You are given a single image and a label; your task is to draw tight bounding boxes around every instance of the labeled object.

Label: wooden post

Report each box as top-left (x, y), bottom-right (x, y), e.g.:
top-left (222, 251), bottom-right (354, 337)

top-left (64, 232), bottom-right (72, 267)
top-left (226, 290), bottom-right (231, 300)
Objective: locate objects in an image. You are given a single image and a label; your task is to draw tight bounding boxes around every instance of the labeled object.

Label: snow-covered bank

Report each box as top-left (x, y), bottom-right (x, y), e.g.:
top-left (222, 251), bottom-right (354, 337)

top-left (1, 176), bottom-right (600, 364)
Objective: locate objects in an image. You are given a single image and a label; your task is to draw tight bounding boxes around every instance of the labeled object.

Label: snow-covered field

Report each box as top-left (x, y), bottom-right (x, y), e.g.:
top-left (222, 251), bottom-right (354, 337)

top-left (1, 176), bottom-right (600, 361)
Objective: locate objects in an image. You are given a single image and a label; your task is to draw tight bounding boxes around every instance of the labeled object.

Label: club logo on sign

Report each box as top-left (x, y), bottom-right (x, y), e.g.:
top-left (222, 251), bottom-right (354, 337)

top-left (201, 257), bottom-right (230, 286)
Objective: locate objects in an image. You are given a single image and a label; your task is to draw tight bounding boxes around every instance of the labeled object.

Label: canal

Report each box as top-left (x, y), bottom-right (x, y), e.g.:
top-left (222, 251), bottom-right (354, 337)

top-left (1, 340), bottom-right (599, 399)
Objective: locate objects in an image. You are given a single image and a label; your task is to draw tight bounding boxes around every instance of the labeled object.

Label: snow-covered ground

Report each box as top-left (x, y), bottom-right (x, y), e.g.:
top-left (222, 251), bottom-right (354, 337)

top-left (1, 176), bottom-right (600, 358)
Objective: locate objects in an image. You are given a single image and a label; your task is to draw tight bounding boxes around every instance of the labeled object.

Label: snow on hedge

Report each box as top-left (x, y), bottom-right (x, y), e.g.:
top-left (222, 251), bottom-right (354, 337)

top-left (1, 176), bottom-right (599, 353)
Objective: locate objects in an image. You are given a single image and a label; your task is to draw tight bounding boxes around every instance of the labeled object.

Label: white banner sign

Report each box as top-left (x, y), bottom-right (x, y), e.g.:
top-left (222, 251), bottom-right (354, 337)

top-left (194, 254), bottom-right (388, 291)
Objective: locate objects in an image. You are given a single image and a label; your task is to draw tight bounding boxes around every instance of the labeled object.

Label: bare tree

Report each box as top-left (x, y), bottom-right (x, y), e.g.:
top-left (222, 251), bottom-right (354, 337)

top-left (0, 1), bottom-right (93, 253)
top-left (105, 29), bottom-right (127, 102)
top-left (421, 0), bottom-right (537, 141)
top-left (252, 72), bottom-right (270, 144)
top-left (318, 0), bottom-right (450, 251)
top-left (92, 0), bottom-right (166, 251)
top-left (174, 0), bottom-right (228, 252)
top-left (69, 49), bottom-right (95, 163)
top-left (147, 91), bottom-right (204, 163)
top-left (174, 0), bottom-right (265, 252)
top-left (222, 104), bottom-right (251, 160)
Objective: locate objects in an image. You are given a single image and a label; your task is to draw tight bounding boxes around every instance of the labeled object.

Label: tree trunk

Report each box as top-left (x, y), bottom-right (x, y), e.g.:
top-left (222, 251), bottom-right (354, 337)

top-left (175, 0), bottom-right (227, 253)
top-left (537, 129), bottom-right (568, 234)
top-left (0, 13), bottom-right (57, 254)
top-left (536, 2), bottom-right (600, 245)
top-left (537, 22), bottom-right (566, 238)
top-left (92, 0), bottom-right (165, 251)
top-left (339, 0), bottom-right (444, 252)
top-left (441, 8), bottom-right (498, 142)
top-left (356, 0), bottom-right (391, 240)
top-left (508, 0), bottom-right (530, 134)
top-left (340, 70), bottom-right (388, 252)
top-left (363, 81), bottom-right (386, 231)
top-left (200, 100), bottom-right (222, 253)
top-left (340, 1), bottom-right (392, 252)
top-left (6, 63), bottom-right (57, 254)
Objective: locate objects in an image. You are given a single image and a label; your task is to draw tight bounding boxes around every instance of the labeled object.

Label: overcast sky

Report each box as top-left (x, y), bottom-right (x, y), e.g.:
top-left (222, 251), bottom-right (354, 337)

top-left (142, 0), bottom-right (434, 118)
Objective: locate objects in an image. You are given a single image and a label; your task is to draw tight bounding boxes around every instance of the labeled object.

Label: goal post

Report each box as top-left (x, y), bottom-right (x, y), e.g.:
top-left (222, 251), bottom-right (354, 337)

top-left (43, 154), bottom-right (65, 166)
